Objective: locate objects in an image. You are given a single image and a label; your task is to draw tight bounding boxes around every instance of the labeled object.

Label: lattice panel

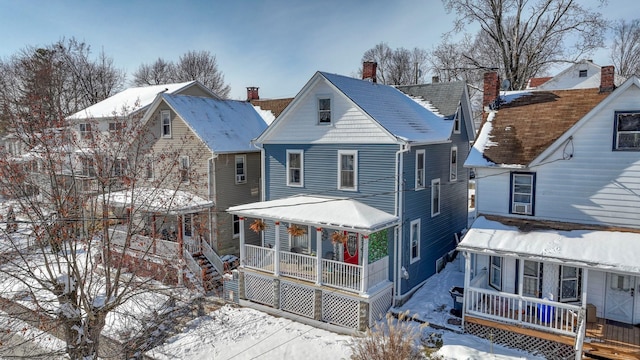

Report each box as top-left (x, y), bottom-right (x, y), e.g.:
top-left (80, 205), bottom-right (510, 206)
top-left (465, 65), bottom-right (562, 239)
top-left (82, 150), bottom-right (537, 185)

top-left (369, 287), bottom-right (393, 327)
top-left (322, 291), bottom-right (359, 329)
top-left (465, 321), bottom-right (576, 360)
top-left (223, 276), bottom-right (239, 304)
top-left (245, 273), bottom-right (275, 306)
top-left (280, 282), bottom-right (315, 318)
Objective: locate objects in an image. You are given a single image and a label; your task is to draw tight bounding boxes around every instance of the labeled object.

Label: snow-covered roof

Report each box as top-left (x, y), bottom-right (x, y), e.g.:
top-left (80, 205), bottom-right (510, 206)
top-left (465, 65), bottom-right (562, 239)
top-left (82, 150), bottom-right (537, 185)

top-left (160, 94), bottom-right (268, 153)
top-left (458, 216), bottom-right (640, 275)
top-left (320, 72), bottom-right (452, 144)
top-left (227, 195), bottom-right (399, 234)
top-left (68, 81), bottom-right (196, 120)
top-left (101, 188), bottom-right (214, 215)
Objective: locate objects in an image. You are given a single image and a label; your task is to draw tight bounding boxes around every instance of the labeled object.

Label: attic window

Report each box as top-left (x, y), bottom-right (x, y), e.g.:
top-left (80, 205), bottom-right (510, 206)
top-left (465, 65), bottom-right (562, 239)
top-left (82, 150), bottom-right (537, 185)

top-left (161, 110), bottom-right (171, 138)
top-left (318, 97), bottom-right (331, 124)
top-left (614, 111), bottom-right (640, 150)
top-left (579, 70), bottom-right (587, 78)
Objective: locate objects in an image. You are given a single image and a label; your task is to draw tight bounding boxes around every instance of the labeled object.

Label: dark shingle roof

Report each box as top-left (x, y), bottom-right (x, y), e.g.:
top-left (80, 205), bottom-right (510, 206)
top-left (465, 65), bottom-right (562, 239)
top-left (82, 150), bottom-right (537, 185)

top-left (396, 81), bottom-right (466, 119)
top-left (250, 98), bottom-right (293, 118)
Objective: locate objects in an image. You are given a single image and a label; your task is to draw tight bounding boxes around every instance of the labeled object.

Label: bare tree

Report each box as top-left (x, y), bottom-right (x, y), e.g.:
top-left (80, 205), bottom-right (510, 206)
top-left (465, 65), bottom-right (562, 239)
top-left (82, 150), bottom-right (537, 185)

top-left (131, 58), bottom-right (176, 86)
top-left (361, 42), bottom-right (429, 85)
top-left (610, 18), bottom-right (640, 78)
top-left (443, 0), bottom-right (608, 89)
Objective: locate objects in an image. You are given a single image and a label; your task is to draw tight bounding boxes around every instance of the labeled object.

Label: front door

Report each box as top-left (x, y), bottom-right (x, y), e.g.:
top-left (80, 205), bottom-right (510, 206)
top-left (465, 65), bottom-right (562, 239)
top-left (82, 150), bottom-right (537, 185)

top-left (605, 273), bottom-right (636, 323)
top-left (343, 232), bottom-right (359, 265)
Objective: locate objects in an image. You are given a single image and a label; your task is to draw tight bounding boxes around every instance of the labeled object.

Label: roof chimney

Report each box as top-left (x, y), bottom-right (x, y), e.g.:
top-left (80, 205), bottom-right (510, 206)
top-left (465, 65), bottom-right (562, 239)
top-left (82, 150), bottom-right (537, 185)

top-left (599, 66), bottom-right (615, 93)
top-left (247, 87), bottom-right (259, 101)
top-left (483, 72), bottom-right (500, 108)
top-left (362, 61), bottom-right (377, 83)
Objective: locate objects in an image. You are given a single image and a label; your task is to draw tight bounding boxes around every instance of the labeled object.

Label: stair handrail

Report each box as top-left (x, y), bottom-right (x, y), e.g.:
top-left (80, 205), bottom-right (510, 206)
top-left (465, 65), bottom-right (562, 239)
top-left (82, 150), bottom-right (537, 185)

top-left (202, 240), bottom-right (225, 275)
top-left (183, 251), bottom-right (204, 288)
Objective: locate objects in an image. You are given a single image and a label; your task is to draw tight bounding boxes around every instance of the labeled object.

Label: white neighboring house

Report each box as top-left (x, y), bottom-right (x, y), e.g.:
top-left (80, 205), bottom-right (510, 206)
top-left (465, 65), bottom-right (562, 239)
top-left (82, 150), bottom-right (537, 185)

top-left (531, 59), bottom-right (626, 90)
top-left (459, 67), bottom-right (640, 360)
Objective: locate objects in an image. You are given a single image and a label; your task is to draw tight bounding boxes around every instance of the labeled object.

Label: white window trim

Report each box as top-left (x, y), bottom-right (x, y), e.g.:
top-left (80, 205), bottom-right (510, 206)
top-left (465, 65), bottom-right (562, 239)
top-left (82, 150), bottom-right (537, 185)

top-left (489, 256), bottom-right (502, 290)
top-left (232, 215), bottom-right (240, 238)
top-left (431, 178), bottom-right (441, 217)
top-left (235, 155), bottom-right (247, 184)
top-left (112, 157), bottom-right (127, 177)
top-left (286, 150), bottom-right (304, 187)
top-left (559, 266), bottom-right (580, 302)
top-left (317, 95), bottom-right (332, 125)
top-left (337, 150), bottom-right (358, 191)
top-left (522, 260), bottom-right (541, 298)
top-left (450, 146), bottom-right (458, 182)
top-left (161, 110), bottom-right (172, 138)
top-left (409, 219), bottom-right (421, 264)
top-left (415, 149), bottom-right (425, 190)
top-left (511, 173), bottom-right (534, 215)
top-left (614, 111), bottom-right (640, 150)
top-left (179, 155), bottom-right (190, 184)
top-left (79, 123), bottom-right (91, 139)
top-left (453, 109), bottom-right (461, 134)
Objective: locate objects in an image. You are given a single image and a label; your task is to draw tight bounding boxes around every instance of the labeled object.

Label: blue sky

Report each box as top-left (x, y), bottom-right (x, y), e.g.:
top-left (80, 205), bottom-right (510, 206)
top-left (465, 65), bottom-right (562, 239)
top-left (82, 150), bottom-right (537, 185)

top-left (0, 0), bottom-right (636, 100)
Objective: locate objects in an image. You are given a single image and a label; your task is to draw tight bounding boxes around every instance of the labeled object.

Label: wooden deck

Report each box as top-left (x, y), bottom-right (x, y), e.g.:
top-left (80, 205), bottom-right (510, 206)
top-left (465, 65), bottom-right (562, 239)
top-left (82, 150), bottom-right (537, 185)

top-left (583, 318), bottom-right (640, 360)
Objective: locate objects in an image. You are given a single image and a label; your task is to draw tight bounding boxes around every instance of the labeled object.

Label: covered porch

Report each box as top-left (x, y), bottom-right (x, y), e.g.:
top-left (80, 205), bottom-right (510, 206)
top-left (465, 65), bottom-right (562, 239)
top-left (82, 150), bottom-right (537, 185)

top-left (228, 195), bottom-right (399, 331)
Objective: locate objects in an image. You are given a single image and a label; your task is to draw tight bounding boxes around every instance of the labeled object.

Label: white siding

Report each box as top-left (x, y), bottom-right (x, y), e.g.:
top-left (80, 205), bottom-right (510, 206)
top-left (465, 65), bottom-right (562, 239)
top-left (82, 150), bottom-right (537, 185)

top-left (587, 270), bottom-right (606, 318)
top-left (264, 80), bottom-right (395, 144)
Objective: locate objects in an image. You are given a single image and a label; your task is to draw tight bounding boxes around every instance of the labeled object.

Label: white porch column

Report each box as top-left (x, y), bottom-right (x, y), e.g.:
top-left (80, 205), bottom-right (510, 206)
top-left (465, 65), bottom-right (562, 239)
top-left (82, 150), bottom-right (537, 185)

top-left (239, 217), bottom-right (245, 268)
top-left (274, 221), bottom-right (280, 275)
top-left (581, 268), bottom-right (589, 307)
top-left (316, 227), bottom-right (322, 285)
top-left (463, 251), bottom-right (471, 325)
top-left (360, 234), bottom-right (369, 295)
top-left (517, 259), bottom-right (524, 322)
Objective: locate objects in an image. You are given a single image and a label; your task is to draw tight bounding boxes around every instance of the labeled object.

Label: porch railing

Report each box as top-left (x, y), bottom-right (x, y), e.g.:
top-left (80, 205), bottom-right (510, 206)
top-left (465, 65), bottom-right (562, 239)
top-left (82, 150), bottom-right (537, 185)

top-left (322, 258), bottom-right (361, 292)
top-left (244, 244), bottom-right (275, 271)
top-left (280, 251), bottom-right (317, 282)
top-left (465, 287), bottom-right (581, 337)
top-left (202, 240), bottom-right (224, 275)
top-left (184, 236), bottom-right (200, 254)
top-left (109, 229), bottom-right (179, 258)
top-left (183, 251), bottom-right (204, 288)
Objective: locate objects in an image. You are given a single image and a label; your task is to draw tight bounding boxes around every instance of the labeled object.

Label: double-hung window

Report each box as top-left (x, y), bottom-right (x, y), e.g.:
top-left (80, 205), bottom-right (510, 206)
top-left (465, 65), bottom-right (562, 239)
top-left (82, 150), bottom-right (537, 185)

top-left (560, 266), bottom-right (580, 302)
top-left (161, 110), bottom-right (171, 138)
top-left (415, 150), bottom-right (425, 190)
top-left (79, 123), bottom-right (92, 139)
top-left (235, 155), bottom-right (246, 184)
top-left (450, 146), bottom-right (458, 181)
top-left (338, 150), bottom-right (357, 191)
top-left (489, 256), bottom-right (502, 290)
top-left (113, 158), bottom-right (127, 177)
top-left (232, 215), bottom-right (240, 238)
top-left (523, 260), bottom-right (542, 298)
top-left (511, 172), bottom-right (534, 215)
top-left (431, 178), bottom-right (440, 216)
top-left (80, 157), bottom-right (95, 177)
top-left (410, 219), bottom-right (420, 263)
top-left (453, 110), bottom-right (461, 134)
top-left (614, 111), bottom-right (640, 150)
top-left (318, 97), bottom-right (331, 124)
top-left (286, 150), bottom-right (303, 187)
top-left (109, 122), bottom-right (124, 132)
top-left (179, 156), bottom-right (189, 183)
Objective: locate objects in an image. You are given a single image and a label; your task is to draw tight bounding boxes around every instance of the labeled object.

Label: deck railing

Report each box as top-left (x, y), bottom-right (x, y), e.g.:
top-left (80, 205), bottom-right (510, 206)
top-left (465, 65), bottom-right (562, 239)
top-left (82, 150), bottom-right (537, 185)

top-left (244, 244), bottom-right (275, 271)
top-left (465, 287), bottom-right (581, 336)
top-left (280, 251), bottom-right (318, 282)
top-left (322, 258), bottom-right (362, 292)
top-left (109, 228), bottom-right (179, 258)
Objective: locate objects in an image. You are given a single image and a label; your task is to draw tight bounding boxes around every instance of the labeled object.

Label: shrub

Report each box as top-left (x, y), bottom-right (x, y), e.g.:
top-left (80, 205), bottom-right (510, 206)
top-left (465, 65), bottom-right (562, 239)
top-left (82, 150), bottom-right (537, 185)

top-left (350, 311), bottom-right (425, 360)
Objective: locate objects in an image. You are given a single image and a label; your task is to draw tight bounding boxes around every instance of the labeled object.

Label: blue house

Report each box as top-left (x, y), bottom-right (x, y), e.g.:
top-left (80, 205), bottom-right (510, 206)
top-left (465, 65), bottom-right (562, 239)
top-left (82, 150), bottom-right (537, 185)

top-left (228, 63), bottom-right (475, 331)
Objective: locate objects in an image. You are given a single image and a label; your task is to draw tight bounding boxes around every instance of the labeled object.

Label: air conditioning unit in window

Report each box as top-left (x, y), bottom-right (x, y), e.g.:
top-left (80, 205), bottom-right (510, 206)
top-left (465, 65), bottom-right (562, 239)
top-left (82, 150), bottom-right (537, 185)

top-left (236, 175), bottom-right (246, 183)
top-left (513, 202), bottom-right (531, 215)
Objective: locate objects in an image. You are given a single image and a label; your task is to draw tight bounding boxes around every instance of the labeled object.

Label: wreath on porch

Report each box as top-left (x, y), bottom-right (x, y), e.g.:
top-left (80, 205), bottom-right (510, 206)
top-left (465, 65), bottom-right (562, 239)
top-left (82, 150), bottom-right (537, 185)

top-left (249, 219), bottom-right (267, 233)
top-left (287, 224), bottom-right (306, 237)
top-left (331, 231), bottom-right (348, 244)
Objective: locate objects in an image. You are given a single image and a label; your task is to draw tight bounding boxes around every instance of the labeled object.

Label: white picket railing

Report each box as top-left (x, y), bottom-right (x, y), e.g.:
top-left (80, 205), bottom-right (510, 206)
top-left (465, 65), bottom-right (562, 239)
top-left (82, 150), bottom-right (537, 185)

top-left (279, 251), bottom-right (317, 282)
top-left (322, 258), bottom-right (362, 292)
top-left (184, 236), bottom-right (200, 254)
top-left (465, 287), bottom-right (581, 336)
top-left (244, 244), bottom-right (275, 271)
top-left (202, 240), bottom-right (224, 275)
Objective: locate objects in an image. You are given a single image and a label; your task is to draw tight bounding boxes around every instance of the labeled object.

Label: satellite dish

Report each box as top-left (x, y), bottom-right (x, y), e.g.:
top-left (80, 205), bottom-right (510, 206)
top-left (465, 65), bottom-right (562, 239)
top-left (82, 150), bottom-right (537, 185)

top-left (501, 79), bottom-right (511, 91)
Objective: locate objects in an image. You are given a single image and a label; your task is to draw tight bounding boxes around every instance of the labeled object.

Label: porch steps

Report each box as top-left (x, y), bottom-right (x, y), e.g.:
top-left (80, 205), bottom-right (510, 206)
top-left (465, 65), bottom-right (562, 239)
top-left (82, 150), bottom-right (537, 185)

top-left (192, 252), bottom-right (222, 293)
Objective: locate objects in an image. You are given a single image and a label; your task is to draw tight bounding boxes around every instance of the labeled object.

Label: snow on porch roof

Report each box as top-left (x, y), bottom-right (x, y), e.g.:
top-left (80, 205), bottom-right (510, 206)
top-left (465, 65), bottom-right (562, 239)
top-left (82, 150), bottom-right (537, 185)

top-left (100, 188), bottom-right (214, 215)
top-left (227, 195), bottom-right (399, 234)
top-left (458, 216), bottom-right (640, 275)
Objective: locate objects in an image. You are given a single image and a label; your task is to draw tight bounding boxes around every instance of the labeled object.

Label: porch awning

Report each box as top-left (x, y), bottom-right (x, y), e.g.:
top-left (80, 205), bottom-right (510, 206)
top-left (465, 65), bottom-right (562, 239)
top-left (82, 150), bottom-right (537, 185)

top-left (227, 195), bottom-right (399, 235)
top-left (458, 216), bottom-right (640, 275)
top-left (99, 188), bottom-right (214, 215)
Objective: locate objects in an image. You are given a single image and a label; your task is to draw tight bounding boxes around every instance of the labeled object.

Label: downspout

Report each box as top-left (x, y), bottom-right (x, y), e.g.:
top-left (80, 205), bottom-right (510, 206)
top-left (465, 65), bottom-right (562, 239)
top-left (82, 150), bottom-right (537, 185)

top-left (208, 153), bottom-right (218, 250)
top-left (393, 142), bottom-right (410, 307)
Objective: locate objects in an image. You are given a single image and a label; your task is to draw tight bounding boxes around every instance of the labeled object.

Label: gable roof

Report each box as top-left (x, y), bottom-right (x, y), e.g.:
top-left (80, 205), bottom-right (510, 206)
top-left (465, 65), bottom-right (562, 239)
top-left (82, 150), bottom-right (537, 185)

top-left (466, 88), bottom-right (610, 167)
top-left (396, 81), bottom-right (466, 119)
top-left (68, 81), bottom-right (217, 120)
top-left (536, 60), bottom-right (625, 91)
top-left (160, 94), bottom-right (268, 154)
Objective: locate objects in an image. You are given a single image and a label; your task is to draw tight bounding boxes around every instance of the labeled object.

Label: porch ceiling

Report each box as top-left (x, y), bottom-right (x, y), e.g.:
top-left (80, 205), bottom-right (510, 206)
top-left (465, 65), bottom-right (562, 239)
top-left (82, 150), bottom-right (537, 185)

top-left (458, 216), bottom-right (640, 275)
top-left (100, 187), bottom-right (214, 215)
top-left (227, 195), bottom-right (399, 235)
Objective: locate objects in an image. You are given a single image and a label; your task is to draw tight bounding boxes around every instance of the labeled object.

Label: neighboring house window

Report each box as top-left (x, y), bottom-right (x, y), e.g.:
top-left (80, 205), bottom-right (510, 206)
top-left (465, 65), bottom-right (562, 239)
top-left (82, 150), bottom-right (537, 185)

top-left (79, 123), bottom-right (91, 139)
top-left (415, 150), bottom-right (425, 190)
top-left (80, 157), bottom-right (95, 177)
top-left (559, 266), bottom-right (581, 302)
top-left (338, 150), bottom-right (357, 190)
top-left (511, 172), bottom-right (535, 215)
top-left (431, 178), bottom-right (440, 216)
top-left (410, 219), bottom-right (420, 263)
top-left (453, 111), bottom-right (461, 134)
top-left (112, 158), bottom-right (127, 177)
top-left (179, 156), bottom-right (189, 183)
top-left (235, 155), bottom-right (246, 184)
top-left (184, 214), bottom-right (192, 237)
top-left (161, 110), bottom-right (171, 138)
top-left (286, 150), bottom-right (303, 187)
top-left (489, 256), bottom-right (502, 290)
top-left (579, 69), bottom-right (587, 77)
top-left (450, 146), bottom-right (458, 182)
top-left (144, 154), bottom-right (154, 180)
top-left (289, 223), bottom-right (310, 253)
top-left (614, 111), bottom-right (640, 150)
top-left (109, 122), bottom-right (124, 132)
top-left (318, 97), bottom-right (331, 124)
top-left (232, 215), bottom-right (240, 237)
top-left (523, 260), bottom-right (542, 298)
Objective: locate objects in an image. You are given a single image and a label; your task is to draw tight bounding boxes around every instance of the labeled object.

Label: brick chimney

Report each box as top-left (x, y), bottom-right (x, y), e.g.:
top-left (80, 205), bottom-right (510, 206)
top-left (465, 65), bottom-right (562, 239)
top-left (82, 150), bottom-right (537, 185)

top-left (247, 87), bottom-right (259, 101)
top-left (483, 72), bottom-right (500, 108)
top-left (362, 61), bottom-right (377, 83)
top-left (599, 66), bottom-right (615, 93)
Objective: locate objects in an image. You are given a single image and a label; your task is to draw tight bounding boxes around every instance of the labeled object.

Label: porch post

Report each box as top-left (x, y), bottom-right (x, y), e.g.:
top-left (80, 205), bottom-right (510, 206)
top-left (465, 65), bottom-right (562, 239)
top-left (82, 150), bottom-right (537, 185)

top-left (463, 251), bottom-right (471, 325)
top-left (239, 217), bottom-right (245, 268)
top-left (517, 259), bottom-right (524, 322)
top-left (178, 215), bottom-right (184, 258)
top-left (581, 268), bottom-right (588, 307)
top-left (316, 227), bottom-right (322, 286)
top-left (274, 221), bottom-right (280, 275)
top-left (361, 234), bottom-right (369, 294)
